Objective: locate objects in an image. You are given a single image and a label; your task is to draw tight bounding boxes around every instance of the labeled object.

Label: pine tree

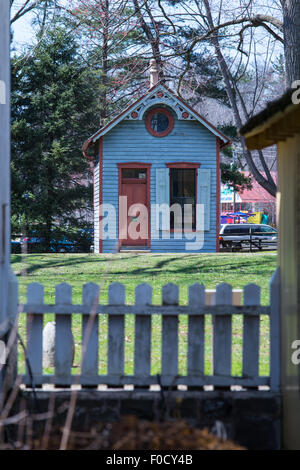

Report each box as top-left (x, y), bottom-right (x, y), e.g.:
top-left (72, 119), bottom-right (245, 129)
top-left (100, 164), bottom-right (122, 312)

top-left (11, 25), bottom-right (100, 250)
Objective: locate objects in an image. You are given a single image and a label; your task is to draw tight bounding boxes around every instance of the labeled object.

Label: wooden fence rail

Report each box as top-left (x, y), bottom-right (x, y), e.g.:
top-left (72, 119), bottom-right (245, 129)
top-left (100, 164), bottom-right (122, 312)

top-left (17, 268), bottom-right (280, 391)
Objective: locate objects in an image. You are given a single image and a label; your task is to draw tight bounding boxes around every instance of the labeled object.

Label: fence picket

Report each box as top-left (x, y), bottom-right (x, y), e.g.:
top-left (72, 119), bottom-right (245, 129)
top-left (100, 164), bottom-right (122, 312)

top-left (18, 277), bottom-right (278, 390)
top-left (26, 283), bottom-right (43, 383)
top-left (243, 284), bottom-right (260, 380)
top-left (188, 284), bottom-right (205, 377)
top-left (214, 283), bottom-right (232, 378)
top-left (81, 283), bottom-right (99, 378)
top-left (55, 283), bottom-right (73, 382)
top-left (134, 284), bottom-right (152, 377)
top-left (108, 283), bottom-right (125, 377)
top-left (162, 284), bottom-right (179, 380)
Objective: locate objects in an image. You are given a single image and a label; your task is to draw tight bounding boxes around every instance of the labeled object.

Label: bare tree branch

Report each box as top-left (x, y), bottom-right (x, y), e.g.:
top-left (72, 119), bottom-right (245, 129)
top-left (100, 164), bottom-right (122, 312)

top-left (10, 0), bottom-right (45, 24)
top-left (133, 0), bottom-right (164, 78)
top-left (157, 0), bottom-right (176, 35)
top-left (197, 0), bottom-right (277, 196)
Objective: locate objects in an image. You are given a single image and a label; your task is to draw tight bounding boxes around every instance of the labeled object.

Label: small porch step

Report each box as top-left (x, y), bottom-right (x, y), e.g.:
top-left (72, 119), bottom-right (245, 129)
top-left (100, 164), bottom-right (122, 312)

top-left (120, 246), bottom-right (151, 252)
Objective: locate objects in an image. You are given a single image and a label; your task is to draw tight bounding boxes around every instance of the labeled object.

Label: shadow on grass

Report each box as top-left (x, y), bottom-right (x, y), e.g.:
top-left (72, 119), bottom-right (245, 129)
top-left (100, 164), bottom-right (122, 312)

top-left (11, 252), bottom-right (276, 280)
top-left (11, 254), bottom-right (140, 276)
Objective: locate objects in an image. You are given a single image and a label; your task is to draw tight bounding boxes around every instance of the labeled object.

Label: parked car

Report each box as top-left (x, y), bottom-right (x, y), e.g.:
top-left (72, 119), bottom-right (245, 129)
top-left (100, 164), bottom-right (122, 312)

top-left (11, 235), bottom-right (22, 253)
top-left (11, 228), bottom-right (94, 253)
top-left (50, 236), bottom-right (76, 253)
top-left (219, 223), bottom-right (277, 251)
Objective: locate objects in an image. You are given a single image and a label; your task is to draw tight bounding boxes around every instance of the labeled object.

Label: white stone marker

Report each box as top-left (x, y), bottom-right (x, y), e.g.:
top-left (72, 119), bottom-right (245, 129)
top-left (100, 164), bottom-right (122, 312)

top-left (43, 321), bottom-right (75, 368)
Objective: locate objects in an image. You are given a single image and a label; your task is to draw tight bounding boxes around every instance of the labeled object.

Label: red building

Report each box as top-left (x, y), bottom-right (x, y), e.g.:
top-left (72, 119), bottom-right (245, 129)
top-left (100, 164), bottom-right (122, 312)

top-left (221, 172), bottom-right (277, 225)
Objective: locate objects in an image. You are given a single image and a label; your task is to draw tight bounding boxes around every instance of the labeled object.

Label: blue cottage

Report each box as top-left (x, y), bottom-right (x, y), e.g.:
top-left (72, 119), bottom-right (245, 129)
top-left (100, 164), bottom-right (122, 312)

top-left (83, 62), bottom-right (230, 253)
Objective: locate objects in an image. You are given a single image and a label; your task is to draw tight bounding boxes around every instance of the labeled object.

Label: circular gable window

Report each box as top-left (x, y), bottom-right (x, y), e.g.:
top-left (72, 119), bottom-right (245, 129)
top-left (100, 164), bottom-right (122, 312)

top-left (145, 107), bottom-right (174, 137)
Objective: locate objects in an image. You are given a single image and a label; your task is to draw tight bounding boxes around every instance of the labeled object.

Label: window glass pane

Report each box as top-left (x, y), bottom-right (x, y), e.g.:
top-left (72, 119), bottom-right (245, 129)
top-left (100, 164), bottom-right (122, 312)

top-left (231, 228), bottom-right (240, 234)
top-left (239, 227), bottom-right (250, 234)
top-left (224, 226), bottom-right (235, 233)
top-left (224, 225), bottom-right (248, 234)
top-left (183, 170), bottom-right (195, 197)
top-left (150, 113), bottom-right (169, 132)
top-left (122, 169), bottom-right (146, 179)
top-left (170, 168), bottom-right (195, 229)
top-left (172, 169), bottom-right (180, 197)
top-left (259, 225), bottom-right (277, 233)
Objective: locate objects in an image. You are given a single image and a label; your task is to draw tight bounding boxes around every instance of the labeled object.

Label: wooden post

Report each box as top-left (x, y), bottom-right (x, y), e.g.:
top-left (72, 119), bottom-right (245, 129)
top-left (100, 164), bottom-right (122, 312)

top-left (0, 0), bottom-right (11, 330)
top-left (0, 269), bottom-right (18, 404)
top-left (270, 267), bottom-right (280, 392)
top-left (0, 1), bottom-right (18, 399)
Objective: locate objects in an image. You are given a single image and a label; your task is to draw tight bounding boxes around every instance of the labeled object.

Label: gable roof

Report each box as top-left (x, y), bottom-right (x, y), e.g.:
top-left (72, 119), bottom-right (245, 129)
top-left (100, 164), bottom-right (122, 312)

top-left (83, 81), bottom-right (231, 155)
top-left (238, 172), bottom-right (277, 202)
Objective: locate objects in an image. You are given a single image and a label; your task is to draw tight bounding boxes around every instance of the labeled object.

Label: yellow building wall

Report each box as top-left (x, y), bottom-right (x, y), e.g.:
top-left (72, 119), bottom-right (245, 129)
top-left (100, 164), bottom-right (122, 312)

top-left (278, 136), bottom-right (300, 449)
top-left (247, 211), bottom-right (262, 224)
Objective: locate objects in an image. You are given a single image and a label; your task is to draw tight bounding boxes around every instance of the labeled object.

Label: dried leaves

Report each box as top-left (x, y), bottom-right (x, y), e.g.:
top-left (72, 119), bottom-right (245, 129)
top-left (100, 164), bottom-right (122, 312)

top-left (28, 415), bottom-right (245, 450)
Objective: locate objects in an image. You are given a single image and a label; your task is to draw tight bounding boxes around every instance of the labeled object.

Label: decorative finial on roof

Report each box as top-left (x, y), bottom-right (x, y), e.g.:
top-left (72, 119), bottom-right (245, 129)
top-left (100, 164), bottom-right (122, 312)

top-left (149, 59), bottom-right (159, 88)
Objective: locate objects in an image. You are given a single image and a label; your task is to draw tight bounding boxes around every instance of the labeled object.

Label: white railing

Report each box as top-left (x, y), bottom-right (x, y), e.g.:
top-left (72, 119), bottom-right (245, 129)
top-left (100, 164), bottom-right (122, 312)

top-left (17, 268), bottom-right (280, 391)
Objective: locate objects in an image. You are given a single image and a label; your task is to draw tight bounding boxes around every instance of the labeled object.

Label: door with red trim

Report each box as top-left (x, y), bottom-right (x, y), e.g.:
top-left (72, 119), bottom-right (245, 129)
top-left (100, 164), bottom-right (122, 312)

top-left (119, 167), bottom-right (149, 246)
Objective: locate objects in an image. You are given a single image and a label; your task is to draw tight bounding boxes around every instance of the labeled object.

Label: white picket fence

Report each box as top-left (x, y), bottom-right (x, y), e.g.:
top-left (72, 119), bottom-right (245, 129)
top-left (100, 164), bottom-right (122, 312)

top-left (17, 269), bottom-right (280, 391)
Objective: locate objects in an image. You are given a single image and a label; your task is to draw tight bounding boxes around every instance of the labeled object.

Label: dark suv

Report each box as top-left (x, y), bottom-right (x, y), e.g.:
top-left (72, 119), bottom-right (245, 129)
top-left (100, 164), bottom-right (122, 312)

top-left (219, 224), bottom-right (277, 251)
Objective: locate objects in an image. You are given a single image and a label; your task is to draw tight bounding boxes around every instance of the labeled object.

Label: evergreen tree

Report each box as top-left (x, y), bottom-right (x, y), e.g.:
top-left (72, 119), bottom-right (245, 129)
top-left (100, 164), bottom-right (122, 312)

top-left (219, 124), bottom-right (252, 192)
top-left (11, 25), bottom-right (100, 250)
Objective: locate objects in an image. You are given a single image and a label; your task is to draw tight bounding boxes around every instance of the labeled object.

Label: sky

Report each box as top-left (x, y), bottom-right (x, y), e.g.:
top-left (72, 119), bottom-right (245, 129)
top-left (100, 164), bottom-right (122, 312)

top-left (11, 11), bottom-right (35, 52)
top-left (11, 0), bottom-right (71, 51)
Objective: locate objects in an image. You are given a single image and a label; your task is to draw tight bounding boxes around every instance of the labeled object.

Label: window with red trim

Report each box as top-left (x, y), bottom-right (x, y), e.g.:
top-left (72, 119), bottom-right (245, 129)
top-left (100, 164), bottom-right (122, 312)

top-left (167, 163), bottom-right (200, 230)
top-left (145, 107), bottom-right (174, 137)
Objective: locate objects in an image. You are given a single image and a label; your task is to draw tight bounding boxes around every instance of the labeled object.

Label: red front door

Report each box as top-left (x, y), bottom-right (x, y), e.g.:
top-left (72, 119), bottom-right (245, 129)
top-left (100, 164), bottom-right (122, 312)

top-left (119, 166), bottom-right (150, 247)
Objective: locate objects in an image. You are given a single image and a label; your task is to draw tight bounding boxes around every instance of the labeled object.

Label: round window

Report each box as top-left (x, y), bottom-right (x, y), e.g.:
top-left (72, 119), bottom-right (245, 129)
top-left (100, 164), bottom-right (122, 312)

top-left (150, 113), bottom-right (169, 132)
top-left (145, 107), bottom-right (174, 137)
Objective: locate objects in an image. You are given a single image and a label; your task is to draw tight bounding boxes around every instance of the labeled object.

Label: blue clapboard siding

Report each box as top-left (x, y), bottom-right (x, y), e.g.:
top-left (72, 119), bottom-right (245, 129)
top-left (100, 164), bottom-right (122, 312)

top-left (97, 115), bottom-right (217, 253)
top-left (93, 162), bottom-right (100, 253)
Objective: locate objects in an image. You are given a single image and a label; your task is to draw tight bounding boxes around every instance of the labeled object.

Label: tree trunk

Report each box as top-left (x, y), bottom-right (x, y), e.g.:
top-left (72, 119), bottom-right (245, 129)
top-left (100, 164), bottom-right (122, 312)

top-left (282, 0), bottom-right (300, 86)
top-left (133, 0), bottom-right (164, 80)
top-left (203, 0), bottom-right (277, 197)
top-left (100, 0), bottom-right (109, 127)
top-left (44, 216), bottom-right (52, 253)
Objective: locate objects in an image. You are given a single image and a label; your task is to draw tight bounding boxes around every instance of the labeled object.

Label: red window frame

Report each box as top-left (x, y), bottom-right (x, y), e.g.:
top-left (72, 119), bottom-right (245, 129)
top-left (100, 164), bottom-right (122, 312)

top-left (145, 107), bottom-right (174, 137)
top-left (166, 162), bottom-right (201, 232)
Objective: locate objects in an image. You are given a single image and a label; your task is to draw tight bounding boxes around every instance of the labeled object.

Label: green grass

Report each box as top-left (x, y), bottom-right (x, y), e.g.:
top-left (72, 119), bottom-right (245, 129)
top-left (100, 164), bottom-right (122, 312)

top-left (12, 252), bottom-right (277, 379)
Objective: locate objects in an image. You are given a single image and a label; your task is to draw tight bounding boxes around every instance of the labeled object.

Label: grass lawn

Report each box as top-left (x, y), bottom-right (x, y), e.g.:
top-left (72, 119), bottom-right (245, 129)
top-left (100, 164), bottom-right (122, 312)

top-left (12, 252), bottom-right (277, 380)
